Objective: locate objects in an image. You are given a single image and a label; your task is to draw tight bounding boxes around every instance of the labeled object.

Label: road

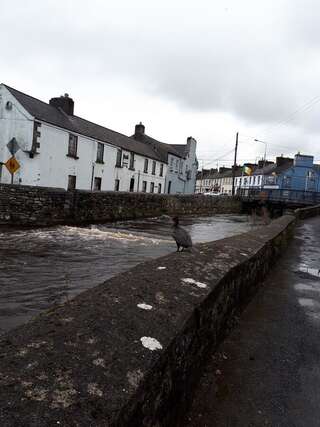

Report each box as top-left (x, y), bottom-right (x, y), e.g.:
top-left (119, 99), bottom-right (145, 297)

top-left (186, 216), bottom-right (320, 427)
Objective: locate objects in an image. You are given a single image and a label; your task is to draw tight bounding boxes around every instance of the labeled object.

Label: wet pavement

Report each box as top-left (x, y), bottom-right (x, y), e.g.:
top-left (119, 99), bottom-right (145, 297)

top-left (186, 216), bottom-right (320, 427)
top-left (0, 214), bottom-right (251, 334)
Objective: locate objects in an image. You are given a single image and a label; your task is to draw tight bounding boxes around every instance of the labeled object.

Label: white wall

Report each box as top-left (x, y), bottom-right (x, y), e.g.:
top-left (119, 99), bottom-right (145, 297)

top-left (114, 150), bottom-right (166, 193)
top-left (0, 85), bottom-right (34, 184)
top-left (0, 85), bottom-right (168, 191)
top-left (165, 138), bottom-right (197, 194)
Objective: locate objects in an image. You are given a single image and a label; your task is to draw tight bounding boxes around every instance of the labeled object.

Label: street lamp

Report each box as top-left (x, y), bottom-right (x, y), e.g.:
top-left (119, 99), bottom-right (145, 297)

top-left (254, 138), bottom-right (267, 166)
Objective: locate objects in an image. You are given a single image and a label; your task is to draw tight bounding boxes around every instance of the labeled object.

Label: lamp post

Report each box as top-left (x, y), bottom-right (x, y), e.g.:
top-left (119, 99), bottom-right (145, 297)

top-left (231, 132), bottom-right (239, 196)
top-left (254, 138), bottom-right (267, 166)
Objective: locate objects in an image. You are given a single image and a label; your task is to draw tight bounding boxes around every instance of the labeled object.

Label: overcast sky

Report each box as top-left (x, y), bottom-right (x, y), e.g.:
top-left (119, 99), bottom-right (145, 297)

top-left (2, 0), bottom-right (320, 168)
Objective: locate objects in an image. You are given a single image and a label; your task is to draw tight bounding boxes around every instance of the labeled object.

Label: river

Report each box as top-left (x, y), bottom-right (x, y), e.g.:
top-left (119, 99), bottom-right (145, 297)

top-left (0, 214), bottom-right (252, 334)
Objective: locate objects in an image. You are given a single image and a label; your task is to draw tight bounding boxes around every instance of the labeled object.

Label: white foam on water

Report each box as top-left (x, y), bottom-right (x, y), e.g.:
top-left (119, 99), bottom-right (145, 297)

top-left (298, 298), bottom-right (316, 308)
top-left (59, 226), bottom-right (167, 244)
top-left (299, 267), bottom-right (320, 278)
top-left (295, 283), bottom-right (315, 292)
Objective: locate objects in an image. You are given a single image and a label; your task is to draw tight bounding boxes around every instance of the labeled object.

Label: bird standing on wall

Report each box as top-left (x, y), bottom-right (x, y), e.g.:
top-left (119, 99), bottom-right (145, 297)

top-left (172, 217), bottom-right (193, 252)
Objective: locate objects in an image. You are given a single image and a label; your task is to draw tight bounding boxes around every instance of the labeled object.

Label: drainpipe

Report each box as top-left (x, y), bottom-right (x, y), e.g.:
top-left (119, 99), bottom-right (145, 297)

top-left (90, 162), bottom-right (95, 191)
top-left (137, 170), bottom-right (140, 192)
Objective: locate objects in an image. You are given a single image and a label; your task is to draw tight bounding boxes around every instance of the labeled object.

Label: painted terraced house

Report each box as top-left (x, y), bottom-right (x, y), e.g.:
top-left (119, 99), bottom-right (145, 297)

top-left (0, 84), bottom-right (197, 194)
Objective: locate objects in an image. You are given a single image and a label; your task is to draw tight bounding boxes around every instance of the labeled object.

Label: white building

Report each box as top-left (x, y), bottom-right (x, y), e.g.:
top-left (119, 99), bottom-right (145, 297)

top-left (0, 84), bottom-right (177, 193)
top-left (195, 167), bottom-right (233, 195)
top-left (132, 123), bottom-right (198, 194)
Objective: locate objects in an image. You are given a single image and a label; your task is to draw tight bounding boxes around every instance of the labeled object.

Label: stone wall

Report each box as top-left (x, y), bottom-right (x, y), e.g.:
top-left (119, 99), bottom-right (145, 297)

top-left (0, 215), bottom-right (296, 426)
top-left (0, 183), bottom-right (241, 227)
top-left (295, 204), bottom-right (320, 219)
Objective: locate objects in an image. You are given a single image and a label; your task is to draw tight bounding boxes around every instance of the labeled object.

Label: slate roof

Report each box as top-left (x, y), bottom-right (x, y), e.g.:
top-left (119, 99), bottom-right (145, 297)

top-left (131, 133), bottom-right (185, 162)
top-left (170, 144), bottom-right (188, 157)
top-left (3, 84), bottom-right (167, 163)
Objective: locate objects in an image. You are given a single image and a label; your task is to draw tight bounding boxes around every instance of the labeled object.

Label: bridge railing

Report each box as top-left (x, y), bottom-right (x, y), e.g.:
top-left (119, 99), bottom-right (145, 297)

top-left (238, 188), bottom-right (320, 205)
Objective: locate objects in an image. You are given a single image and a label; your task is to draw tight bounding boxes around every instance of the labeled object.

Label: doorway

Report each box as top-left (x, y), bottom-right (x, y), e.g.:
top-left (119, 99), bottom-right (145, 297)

top-left (129, 178), bottom-right (135, 192)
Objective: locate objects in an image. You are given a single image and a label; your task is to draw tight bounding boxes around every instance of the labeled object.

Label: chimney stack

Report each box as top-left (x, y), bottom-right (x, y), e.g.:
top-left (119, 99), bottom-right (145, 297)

top-left (276, 156), bottom-right (293, 167)
top-left (49, 93), bottom-right (74, 115)
top-left (134, 122), bottom-right (145, 139)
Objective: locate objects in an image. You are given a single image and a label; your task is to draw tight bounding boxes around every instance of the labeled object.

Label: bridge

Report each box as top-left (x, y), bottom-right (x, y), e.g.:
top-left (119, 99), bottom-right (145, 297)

top-left (238, 188), bottom-right (320, 209)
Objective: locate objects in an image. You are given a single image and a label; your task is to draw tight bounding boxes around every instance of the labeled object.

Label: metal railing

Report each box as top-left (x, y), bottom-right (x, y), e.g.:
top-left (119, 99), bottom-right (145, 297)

top-left (238, 188), bottom-right (320, 205)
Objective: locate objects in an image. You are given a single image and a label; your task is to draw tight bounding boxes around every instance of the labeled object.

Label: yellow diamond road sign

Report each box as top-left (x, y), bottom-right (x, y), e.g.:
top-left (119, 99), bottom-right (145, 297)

top-left (5, 156), bottom-right (20, 174)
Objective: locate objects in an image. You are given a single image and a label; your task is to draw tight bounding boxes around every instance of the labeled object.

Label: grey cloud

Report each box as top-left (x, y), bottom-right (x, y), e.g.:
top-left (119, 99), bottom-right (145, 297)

top-left (2, 0), bottom-right (320, 136)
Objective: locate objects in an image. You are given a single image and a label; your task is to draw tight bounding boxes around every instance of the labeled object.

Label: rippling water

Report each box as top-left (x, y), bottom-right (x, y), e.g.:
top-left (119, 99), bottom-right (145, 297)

top-left (0, 214), bottom-right (252, 333)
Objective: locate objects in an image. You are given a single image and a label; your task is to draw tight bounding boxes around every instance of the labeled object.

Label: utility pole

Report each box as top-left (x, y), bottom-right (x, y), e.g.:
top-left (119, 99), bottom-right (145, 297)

top-left (232, 132), bottom-right (239, 196)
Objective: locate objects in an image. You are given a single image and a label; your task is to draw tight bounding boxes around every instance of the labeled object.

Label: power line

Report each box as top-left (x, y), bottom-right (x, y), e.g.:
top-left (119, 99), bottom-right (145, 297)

top-left (262, 95), bottom-right (320, 136)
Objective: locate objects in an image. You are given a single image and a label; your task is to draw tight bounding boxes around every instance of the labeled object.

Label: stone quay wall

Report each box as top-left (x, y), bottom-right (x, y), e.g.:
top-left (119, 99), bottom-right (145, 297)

top-left (0, 215), bottom-right (296, 426)
top-left (295, 204), bottom-right (320, 220)
top-left (0, 183), bottom-right (241, 227)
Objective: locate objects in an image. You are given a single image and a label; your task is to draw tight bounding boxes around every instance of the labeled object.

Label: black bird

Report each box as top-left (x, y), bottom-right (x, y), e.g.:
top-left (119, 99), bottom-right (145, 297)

top-left (172, 217), bottom-right (192, 252)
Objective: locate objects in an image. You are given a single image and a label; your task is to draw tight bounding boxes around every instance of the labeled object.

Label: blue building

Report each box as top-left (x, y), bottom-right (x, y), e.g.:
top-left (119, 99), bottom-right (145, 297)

top-left (275, 154), bottom-right (320, 192)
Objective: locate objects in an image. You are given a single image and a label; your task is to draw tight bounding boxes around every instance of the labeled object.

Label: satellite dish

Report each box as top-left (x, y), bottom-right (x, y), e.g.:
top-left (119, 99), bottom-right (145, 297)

top-left (5, 101), bottom-right (13, 110)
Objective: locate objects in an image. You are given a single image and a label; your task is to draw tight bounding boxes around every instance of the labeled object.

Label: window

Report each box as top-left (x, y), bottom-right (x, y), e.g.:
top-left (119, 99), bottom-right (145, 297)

top-left (67, 175), bottom-right (76, 190)
top-left (94, 177), bottom-right (102, 191)
top-left (31, 121), bottom-right (41, 155)
top-left (168, 181), bottom-right (172, 194)
top-left (150, 182), bottom-right (155, 193)
top-left (116, 149), bottom-right (122, 167)
top-left (158, 183), bottom-right (162, 193)
top-left (142, 180), bottom-right (147, 192)
top-left (122, 154), bottom-right (129, 167)
top-left (129, 153), bottom-right (135, 170)
top-left (283, 175), bottom-right (292, 188)
top-left (114, 179), bottom-right (120, 191)
top-left (152, 161), bottom-right (156, 175)
top-left (179, 161), bottom-right (183, 174)
top-left (175, 159), bottom-right (179, 171)
top-left (258, 176), bottom-right (261, 185)
top-left (144, 159), bottom-right (148, 173)
top-left (67, 134), bottom-right (78, 158)
top-left (96, 143), bottom-right (104, 163)
top-left (170, 158), bottom-right (174, 172)
top-left (160, 164), bottom-right (164, 177)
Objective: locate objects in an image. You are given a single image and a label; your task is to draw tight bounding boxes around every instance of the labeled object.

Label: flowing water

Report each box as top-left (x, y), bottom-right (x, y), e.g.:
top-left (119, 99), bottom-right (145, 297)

top-left (0, 214), bottom-right (252, 334)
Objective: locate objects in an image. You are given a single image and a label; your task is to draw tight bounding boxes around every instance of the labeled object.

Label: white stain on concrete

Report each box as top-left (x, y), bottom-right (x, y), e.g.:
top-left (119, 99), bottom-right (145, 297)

top-left (157, 266), bottom-right (167, 270)
top-left (181, 278), bottom-right (208, 289)
top-left (27, 341), bottom-right (47, 349)
top-left (87, 383), bottom-right (103, 397)
top-left (137, 303), bottom-right (153, 310)
top-left (140, 336), bottom-right (163, 351)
